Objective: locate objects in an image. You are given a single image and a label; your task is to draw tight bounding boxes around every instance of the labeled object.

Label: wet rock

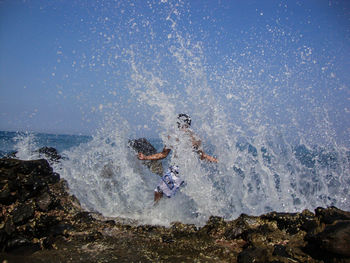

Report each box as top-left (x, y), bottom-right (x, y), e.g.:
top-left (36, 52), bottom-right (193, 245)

top-left (315, 206), bottom-right (350, 224)
top-left (200, 216), bottom-right (226, 236)
top-left (0, 158), bottom-right (77, 253)
top-left (4, 218), bottom-right (15, 236)
top-left (1, 157), bottom-right (350, 263)
top-left (36, 192), bottom-right (53, 211)
top-left (0, 183), bottom-right (13, 205)
top-left (128, 138), bottom-right (157, 156)
top-left (310, 220), bottom-right (350, 257)
top-left (2, 151), bottom-right (18, 159)
top-left (273, 244), bottom-right (289, 257)
top-left (224, 214), bottom-right (259, 240)
top-left (6, 236), bottom-right (40, 254)
top-left (37, 147), bottom-right (62, 162)
top-left (49, 223), bottom-right (74, 237)
top-left (74, 211), bottom-right (95, 224)
top-left (12, 203), bottom-right (34, 225)
top-left (129, 138), bottom-right (164, 176)
top-left (33, 215), bottom-right (60, 237)
top-left (237, 247), bottom-right (269, 263)
top-left (261, 209), bottom-right (319, 235)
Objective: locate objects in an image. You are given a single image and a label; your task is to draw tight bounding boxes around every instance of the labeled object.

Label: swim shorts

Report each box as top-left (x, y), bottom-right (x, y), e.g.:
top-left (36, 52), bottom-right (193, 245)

top-left (155, 165), bottom-right (184, 197)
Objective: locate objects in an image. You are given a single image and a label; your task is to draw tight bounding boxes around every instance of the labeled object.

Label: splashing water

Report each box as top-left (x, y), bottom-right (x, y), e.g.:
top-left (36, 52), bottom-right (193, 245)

top-left (13, 132), bottom-right (40, 160)
top-left (30, 1), bottom-right (350, 225)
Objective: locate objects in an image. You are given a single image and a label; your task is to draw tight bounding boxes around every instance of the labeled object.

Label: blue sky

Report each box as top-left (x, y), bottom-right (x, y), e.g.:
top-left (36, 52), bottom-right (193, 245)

top-left (0, 0), bottom-right (349, 144)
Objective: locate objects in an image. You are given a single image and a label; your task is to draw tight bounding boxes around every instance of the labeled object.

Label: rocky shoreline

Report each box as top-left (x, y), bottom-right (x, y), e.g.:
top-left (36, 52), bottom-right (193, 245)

top-left (1, 158), bottom-right (349, 262)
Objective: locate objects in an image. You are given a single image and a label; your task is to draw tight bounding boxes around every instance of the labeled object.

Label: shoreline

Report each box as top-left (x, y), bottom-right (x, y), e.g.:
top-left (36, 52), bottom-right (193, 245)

top-left (1, 158), bottom-right (349, 262)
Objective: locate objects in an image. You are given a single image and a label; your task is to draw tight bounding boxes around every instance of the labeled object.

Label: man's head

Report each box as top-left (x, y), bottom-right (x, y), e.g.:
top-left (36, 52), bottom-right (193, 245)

top-left (177, 113), bottom-right (191, 129)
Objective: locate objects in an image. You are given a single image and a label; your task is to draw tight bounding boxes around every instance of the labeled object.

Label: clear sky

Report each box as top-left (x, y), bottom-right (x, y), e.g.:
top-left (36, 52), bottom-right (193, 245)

top-left (0, 1), bottom-right (349, 144)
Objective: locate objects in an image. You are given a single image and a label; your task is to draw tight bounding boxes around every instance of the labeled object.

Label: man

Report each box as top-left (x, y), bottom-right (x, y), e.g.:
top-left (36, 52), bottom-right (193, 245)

top-left (137, 114), bottom-right (218, 202)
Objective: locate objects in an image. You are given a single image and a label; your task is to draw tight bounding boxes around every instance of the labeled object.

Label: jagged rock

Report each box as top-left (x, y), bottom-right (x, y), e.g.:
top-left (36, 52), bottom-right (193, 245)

top-left (129, 138), bottom-right (164, 176)
top-left (237, 247), bottom-right (270, 263)
top-left (12, 203), bottom-right (34, 225)
top-left (261, 210), bottom-right (318, 235)
top-left (273, 244), bottom-right (290, 257)
top-left (315, 206), bottom-right (350, 224)
top-left (1, 157), bottom-right (350, 263)
top-left (308, 220), bottom-right (350, 258)
top-left (6, 236), bottom-right (41, 254)
top-left (36, 192), bottom-right (53, 211)
top-left (0, 183), bottom-right (12, 205)
top-left (0, 159), bottom-right (73, 253)
top-left (128, 138), bottom-right (157, 156)
top-left (37, 147), bottom-right (62, 163)
top-left (4, 218), bottom-right (15, 236)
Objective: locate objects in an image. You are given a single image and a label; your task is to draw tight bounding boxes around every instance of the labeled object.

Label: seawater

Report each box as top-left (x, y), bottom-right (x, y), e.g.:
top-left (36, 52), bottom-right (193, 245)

top-left (0, 131), bottom-right (91, 158)
top-left (1, 130), bottom-right (349, 226)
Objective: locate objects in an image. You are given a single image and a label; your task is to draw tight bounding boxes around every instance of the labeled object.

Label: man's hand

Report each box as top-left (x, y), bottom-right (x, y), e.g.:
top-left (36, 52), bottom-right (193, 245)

top-left (138, 152), bottom-right (147, 160)
top-left (198, 150), bottom-right (218, 163)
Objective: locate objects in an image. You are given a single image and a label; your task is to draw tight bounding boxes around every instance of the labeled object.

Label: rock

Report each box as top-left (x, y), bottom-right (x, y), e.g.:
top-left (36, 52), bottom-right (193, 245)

top-left (273, 244), bottom-right (290, 257)
top-left (0, 158), bottom-right (75, 253)
top-left (129, 138), bottom-right (164, 176)
top-left (6, 236), bottom-right (40, 254)
top-left (74, 211), bottom-right (95, 224)
top-left (237, 247), bottom-right (269, 263)
top-left (315, 206), bottom-right (350, 224)
top-left (1, 157), bottom-right (350, 263)
top-left (2, 151), bottom-right (18, 159)
top-left (12, 203), bottom-right (34, 225)
top-left (36, 192), bottom-right (53, 211)
top-left (4, 218), bottom-right (15, 236)
top-left (0, 183), bottom-right (13, 205)
top-left (37, 147), bottom-right (62, 163)
top-left (0, 159), bottom-right (60, 205)
top-left (128, 138), bottom-right (157, 156)
top-left (312, 220), bottom-right (350, 257)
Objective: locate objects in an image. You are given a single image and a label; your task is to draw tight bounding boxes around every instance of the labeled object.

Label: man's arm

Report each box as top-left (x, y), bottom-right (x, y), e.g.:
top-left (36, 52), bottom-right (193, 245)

top-left (197, 150), bottom-right (218, 163)
top-left (138, 147), bottom-right (171, 161)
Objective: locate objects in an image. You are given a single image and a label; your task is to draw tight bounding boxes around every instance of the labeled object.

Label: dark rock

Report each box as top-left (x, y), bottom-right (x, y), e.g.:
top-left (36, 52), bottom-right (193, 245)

top-left (0, 183), bottom-right (13, 205)
top-left (261, 211), bottom-right (317, 235)
top-left (170, 222), bottom-right (197, 238)
top-left (74, 211), bottom-right (95, 223)
top-left (2, 157), bottom-right (350, 263)
top-left (224, 214), bottom-right (254, 240)
top-left (128, 138), bottom-right (157, 156)
top-left (315, 206), bottom-right (350, 224)
top-left (238, 247), bottom-right (269, 263)
top-left (313, 220), bottom-right (350, 257)
top-left (273, 244), bottom-right (289, 257)
top-left (6, 236), bottom-right (40, 254)
top-left (36, 192), bottom-right (53, 211)
top-left (37, 147), bottom-right (62, 163)
top-left (4, 218), bottom-right (15, 236)
top-left (42, 236), bottom-right (55, 249)
top-left (200, 216), bottom-right (226, 237)
top-left (33, 215), bottom-right (60, 238)
top-left (161, 235), bottom-right (174, 243)
top-left (0, 159), bottom-right (59, 205)
top-left (49, 223), bottom-right (74, 237)
top-left (299, 210), bottom-right (319, 233)
top-left (12, 203), bottom-right (34, 225)
top-left (129, 138), bottom-right (164, 176)
top-left (3, 151), bottom-right (18, 159)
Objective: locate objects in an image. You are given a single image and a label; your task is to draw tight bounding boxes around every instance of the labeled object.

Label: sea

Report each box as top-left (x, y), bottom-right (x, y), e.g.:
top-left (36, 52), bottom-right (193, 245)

top-left (1, 130), bottom-right (349, 226)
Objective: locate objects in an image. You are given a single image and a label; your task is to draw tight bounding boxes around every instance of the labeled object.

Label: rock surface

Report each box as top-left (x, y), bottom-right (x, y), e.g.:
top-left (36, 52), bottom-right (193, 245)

top-left (36, 147), bottom-right (62, 163)
top-left (1, 158), bottom-right (350, 262)
top-left (129, 138), bottom-right (164, 176)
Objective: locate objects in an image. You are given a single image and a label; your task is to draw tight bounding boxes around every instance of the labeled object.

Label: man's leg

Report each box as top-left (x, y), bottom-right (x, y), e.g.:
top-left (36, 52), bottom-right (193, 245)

top-left (154, 191), bottom-right (163, 203)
